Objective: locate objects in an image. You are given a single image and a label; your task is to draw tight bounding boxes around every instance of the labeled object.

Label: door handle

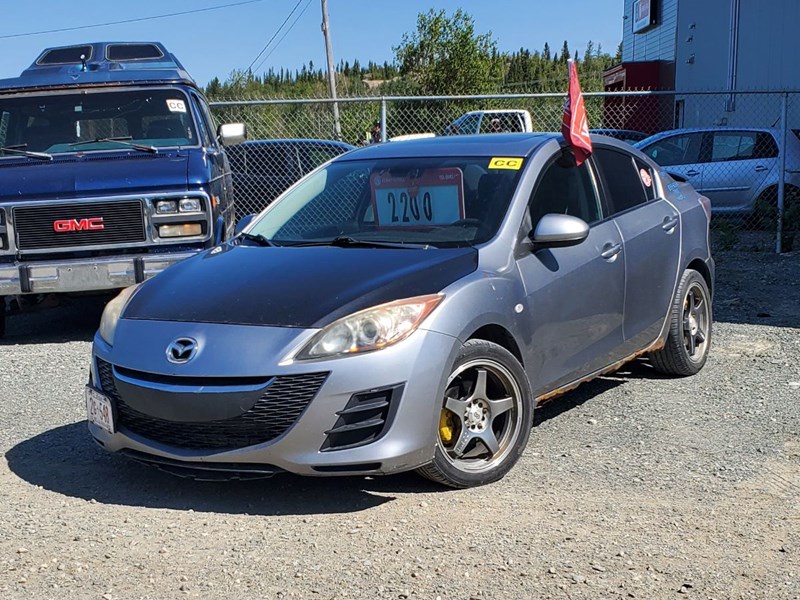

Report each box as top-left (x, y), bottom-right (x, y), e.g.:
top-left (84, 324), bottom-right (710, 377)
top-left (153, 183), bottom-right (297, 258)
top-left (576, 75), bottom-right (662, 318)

top-left (754, 165), bottom-right (768, 172)
top-left (686, 170), bottom-right (700, 177)
top-left (600, 242), bottom-right (622, 260)
top-left (662, 215), bottom-right (679, 232)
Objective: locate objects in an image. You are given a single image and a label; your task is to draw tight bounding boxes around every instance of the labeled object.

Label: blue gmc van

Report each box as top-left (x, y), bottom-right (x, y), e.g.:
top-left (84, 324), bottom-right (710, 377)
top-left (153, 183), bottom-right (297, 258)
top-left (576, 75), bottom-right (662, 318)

top-left (0, 42), bottom-right (245, 335)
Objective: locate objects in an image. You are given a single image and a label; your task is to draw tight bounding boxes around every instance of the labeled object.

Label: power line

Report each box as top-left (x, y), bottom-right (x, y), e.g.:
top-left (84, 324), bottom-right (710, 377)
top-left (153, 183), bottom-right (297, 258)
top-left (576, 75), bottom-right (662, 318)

top-left (252, 0), bottom-right (313, 74)
top-left (0, 0), bottom-right (265, 40)
top-left (245, 0), bottom-right (305, 73)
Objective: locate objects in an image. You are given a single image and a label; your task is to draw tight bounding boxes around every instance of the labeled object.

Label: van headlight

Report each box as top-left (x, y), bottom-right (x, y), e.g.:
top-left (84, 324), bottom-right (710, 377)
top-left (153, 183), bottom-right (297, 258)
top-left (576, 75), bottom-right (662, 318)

top-left (296, 294), bottom-right (444, 360)
top-left (99, 284), bottom-right (141, 346)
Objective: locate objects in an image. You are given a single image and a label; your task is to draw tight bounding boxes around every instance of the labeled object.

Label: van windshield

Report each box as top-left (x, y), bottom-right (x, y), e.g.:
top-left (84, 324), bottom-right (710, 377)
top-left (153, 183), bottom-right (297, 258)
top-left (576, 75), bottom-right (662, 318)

top-left (0, 88), bottom-right (198, 157)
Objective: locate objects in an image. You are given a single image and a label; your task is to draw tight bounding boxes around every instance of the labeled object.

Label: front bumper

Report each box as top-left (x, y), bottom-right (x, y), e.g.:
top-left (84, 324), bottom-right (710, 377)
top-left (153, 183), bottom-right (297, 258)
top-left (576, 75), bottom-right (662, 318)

top-left (89, 320), bottom-right (459, 476)
top-left (0, 252), bottom-right (197, 295)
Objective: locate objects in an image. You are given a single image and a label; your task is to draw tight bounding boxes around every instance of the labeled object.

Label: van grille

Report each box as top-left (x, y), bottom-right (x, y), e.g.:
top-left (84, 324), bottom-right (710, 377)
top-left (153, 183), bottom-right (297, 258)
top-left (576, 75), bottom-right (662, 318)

top-left (14, 200), bottom-right (145, 250)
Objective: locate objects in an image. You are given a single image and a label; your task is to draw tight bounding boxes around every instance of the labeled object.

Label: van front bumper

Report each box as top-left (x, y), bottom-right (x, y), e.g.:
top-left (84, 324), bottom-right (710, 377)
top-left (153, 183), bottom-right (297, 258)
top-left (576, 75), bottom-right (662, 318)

top-left (0, 252), bottom-right (197, 295)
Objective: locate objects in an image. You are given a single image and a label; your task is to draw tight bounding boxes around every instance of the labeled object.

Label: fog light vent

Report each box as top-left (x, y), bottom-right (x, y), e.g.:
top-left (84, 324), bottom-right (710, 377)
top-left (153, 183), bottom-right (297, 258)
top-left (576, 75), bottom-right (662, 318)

top-left (321, 384), bottom-right (403, 452)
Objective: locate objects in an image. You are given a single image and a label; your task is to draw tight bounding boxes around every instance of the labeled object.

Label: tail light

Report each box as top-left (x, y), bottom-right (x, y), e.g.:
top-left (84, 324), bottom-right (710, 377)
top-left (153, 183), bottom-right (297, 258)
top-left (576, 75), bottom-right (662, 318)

top-left (698, 195), bottom-right (712, 221)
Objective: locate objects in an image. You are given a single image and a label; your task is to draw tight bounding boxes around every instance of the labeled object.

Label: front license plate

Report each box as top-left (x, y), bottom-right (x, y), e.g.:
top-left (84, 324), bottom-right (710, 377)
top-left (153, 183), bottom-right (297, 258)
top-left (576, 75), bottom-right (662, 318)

top-left (85, 386), bottom-right (115, 434)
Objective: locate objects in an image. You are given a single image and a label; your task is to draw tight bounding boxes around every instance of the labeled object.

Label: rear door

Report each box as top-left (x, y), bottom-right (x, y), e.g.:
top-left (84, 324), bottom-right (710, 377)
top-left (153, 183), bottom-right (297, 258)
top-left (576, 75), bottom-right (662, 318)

top-left (592, 147), bottom-right (681, 354)
top-left (516, 151), bottom-right (626, 395)
top-left (701, 130), bottom-right (777, 211)
top-left (639, 132), bottom-right (704, 193)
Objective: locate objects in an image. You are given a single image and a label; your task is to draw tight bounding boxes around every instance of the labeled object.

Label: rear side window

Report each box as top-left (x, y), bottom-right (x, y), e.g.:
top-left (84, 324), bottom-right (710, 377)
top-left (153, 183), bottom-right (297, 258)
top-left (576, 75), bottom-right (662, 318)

top-left (593, 148), bottom-right (650, 214)
top-left (712, 132), bottom-right (756, 161)
top-left (754, 133), bottom-right (779, 159)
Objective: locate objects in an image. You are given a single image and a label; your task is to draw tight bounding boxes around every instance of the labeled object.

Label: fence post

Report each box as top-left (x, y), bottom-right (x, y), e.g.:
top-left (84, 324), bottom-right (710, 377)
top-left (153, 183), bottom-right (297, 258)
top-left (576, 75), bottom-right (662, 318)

top-left (777, 92), bottom-right (788, 254)
top-left (380, 98), bottom-right (387, 143)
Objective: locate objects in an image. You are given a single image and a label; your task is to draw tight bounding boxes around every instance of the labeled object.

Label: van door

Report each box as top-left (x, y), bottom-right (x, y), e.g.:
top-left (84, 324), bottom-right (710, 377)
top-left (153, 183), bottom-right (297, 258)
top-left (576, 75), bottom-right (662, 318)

top-left (191, 92), bottom-right (234, 238)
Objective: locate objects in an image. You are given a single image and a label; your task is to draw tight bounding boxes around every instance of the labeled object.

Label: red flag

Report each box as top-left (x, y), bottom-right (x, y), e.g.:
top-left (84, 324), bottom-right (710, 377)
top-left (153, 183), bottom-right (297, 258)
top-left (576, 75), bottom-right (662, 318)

top-left (561, 59), bottom-right (592, 165)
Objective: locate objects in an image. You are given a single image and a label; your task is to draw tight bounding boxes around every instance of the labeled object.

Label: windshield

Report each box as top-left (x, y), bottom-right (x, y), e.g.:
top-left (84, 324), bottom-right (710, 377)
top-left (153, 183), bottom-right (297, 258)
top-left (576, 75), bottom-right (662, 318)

top-left (248, 156), bottom-right (524, 247)
top-left (0, 88), bottom-right (198, 156)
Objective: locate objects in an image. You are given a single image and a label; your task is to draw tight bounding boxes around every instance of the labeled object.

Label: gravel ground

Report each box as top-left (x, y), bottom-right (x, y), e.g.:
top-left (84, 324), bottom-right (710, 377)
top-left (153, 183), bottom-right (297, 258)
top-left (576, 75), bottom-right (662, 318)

top-left (0, 251), bottom-right (798, 600)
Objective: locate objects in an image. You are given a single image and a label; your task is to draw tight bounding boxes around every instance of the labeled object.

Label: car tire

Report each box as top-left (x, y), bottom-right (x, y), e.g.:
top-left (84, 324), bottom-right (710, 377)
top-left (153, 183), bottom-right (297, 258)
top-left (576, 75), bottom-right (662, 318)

top-left (416, 339), bottom-right (533, 488)
top-left (649, 269), bottom-right (712, 376)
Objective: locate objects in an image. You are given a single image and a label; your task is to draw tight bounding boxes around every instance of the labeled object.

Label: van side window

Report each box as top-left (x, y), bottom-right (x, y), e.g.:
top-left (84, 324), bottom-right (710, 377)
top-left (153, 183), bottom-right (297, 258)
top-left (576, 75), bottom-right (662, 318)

top-left (528, 157), bottom-right (602, 228)
top-left (191, 93), bottom-right (215, 147)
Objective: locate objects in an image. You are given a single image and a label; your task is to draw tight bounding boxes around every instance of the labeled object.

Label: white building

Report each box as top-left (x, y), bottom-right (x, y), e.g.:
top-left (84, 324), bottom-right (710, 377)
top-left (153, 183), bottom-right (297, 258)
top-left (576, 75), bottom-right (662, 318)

top-left (607, 0), bottom-right (800, 129)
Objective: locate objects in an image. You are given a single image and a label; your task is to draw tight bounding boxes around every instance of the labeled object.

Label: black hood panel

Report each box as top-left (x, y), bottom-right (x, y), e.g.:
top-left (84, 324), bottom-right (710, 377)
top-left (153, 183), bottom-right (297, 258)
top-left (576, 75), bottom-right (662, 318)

top-left (124, 244), bottom-right (477, 328)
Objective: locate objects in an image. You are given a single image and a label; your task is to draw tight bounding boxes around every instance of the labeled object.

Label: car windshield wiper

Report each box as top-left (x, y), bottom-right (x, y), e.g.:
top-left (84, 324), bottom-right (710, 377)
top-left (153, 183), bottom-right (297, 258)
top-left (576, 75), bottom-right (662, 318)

top-left (237, 232), bottom-right (279, 247)
top-left (68, 136), bottom-right (158, 154)
top-left (288, 235), bottom-right (431, 249)
top-left (0, 144), bottom-right (53, 160)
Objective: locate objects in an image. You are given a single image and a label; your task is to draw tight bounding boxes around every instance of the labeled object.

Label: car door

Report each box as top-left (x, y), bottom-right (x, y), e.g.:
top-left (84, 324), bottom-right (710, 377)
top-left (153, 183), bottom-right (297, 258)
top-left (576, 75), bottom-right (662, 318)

top-left (701, 130), bottom-right (778, 211)
top-left (516, 153), bottom-right (626, 395)
top-left (592, 147), bottom-right (681, 354)
top-left (639, 132), bottom-right (704, 193)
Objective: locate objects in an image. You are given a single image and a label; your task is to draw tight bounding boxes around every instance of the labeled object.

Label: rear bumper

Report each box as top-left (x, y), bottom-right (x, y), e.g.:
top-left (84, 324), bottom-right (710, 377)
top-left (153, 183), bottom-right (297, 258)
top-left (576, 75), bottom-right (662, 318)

top-left (0, 251), bottom-right (197, 295)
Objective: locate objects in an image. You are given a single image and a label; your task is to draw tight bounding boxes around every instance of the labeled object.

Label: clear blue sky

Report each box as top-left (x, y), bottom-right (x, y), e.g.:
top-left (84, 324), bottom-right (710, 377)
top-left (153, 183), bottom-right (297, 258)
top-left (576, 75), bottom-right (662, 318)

top-left (0, 0), bottom-right (623, 87)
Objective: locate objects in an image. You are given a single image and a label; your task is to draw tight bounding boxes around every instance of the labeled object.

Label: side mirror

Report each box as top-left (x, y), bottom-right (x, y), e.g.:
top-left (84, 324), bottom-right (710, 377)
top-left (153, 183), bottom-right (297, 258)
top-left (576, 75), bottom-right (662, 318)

top-left (218, 123), bottom-right (247, 146)
top-left (530, 213), bottom-right (589, 248)
top-left (235, 214), bottom-right (255, 235)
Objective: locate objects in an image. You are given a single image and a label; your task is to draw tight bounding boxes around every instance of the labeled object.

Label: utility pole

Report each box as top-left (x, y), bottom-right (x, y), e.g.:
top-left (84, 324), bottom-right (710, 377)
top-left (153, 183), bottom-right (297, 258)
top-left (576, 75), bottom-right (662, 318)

top-left (321, 0), bottom-right (342, 140)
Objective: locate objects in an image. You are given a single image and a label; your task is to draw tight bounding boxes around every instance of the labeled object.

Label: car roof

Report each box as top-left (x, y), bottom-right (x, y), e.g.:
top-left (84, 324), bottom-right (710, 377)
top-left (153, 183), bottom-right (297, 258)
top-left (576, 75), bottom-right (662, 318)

top-left (235, 139), bottom-right (355, 150)
top-left (461, 109), bottom-right (528, 115)
top-left (637, 126), bottom-right (778, 145)
top-left (339, 133), bottom-right (555, 160)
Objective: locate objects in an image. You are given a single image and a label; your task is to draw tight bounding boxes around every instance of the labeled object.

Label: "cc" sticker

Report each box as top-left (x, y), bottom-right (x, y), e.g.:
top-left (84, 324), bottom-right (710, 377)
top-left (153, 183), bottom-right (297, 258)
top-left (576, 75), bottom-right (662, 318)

top-left (488, 157), bottom-right (523, 170)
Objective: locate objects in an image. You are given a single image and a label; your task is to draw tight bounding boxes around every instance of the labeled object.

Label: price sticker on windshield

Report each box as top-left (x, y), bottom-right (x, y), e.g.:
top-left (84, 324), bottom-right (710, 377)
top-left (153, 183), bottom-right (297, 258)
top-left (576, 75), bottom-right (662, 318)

top-left (166, 99), bottom-right (187, 113)
top-left (371, 168), bottom-right (464, 228)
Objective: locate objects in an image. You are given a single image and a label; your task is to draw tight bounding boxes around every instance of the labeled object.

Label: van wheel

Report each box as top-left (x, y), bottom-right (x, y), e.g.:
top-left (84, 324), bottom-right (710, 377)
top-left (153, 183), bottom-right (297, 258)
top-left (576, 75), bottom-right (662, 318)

top-left (417, 339), bottom-right (533, 488)
top-left (0, 297), bottom-right (6, 338)
top-left (649, 269), bottom-right (712, 376)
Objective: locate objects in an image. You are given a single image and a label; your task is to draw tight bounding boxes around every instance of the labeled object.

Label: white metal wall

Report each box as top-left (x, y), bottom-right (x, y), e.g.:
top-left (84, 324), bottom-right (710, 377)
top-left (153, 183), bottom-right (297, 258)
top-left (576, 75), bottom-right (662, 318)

top-left (621, 0), bottom-right (679, 63)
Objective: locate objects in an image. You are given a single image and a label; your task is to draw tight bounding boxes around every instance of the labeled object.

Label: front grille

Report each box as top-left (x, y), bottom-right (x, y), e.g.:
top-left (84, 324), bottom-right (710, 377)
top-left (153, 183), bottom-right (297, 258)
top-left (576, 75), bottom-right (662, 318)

top-left (14, 200), bottom-right (145, 250)
top-left (95, 358), bottom-right (328, 450)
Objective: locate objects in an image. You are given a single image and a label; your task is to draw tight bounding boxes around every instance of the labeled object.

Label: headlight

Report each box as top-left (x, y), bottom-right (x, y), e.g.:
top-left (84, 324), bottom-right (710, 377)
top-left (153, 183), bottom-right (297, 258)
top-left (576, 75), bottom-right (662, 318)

top-left (99, 284), bottom-right (141, 346)
top-left (156, 200), bottom-right (177, 214)
top-left (179, 198), bottom-right (202, 213)
top-left (296, 294), bottom-right (444, 360)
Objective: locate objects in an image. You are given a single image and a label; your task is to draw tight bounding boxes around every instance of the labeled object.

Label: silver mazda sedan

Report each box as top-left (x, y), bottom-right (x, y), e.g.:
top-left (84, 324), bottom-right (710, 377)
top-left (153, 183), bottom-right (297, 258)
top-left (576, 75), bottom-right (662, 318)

top-left (86, 134), bottom-right (714, 488)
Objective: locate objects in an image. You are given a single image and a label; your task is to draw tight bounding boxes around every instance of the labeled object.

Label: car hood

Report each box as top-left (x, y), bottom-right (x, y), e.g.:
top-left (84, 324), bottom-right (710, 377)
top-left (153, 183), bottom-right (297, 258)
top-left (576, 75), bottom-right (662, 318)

top-left (123, 243), bottom-right (478, 328)
top-left (0, 150), bottom-right (189, 200)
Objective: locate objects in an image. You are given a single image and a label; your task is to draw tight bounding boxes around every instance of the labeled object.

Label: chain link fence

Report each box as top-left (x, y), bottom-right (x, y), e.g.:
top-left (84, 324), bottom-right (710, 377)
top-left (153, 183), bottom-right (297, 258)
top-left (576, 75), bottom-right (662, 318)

top-left (212, 91), bottom-right (800, 253)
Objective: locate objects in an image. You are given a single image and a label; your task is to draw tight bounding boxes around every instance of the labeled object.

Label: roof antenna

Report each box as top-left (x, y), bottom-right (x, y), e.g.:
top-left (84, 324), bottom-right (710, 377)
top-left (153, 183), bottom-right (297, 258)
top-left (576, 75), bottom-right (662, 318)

top-left (80, 54), bottom-right (87, 72)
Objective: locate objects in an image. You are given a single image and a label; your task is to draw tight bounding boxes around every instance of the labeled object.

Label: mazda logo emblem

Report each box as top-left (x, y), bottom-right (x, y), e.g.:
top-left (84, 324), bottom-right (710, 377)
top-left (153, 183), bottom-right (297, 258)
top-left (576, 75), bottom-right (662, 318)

top-left (166, 338), bottom-right (198, 364)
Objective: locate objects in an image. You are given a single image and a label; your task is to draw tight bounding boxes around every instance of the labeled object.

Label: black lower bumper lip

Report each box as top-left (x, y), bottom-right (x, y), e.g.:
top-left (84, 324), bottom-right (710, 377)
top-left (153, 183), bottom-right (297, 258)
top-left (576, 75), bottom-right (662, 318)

top-left (119, 449), bottom-right (285, 481)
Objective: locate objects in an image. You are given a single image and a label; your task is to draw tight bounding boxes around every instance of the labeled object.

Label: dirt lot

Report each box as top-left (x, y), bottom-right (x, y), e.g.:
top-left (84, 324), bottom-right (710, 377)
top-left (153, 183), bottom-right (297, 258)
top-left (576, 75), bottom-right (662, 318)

top-left (0, 250), bottom-right (798, 600)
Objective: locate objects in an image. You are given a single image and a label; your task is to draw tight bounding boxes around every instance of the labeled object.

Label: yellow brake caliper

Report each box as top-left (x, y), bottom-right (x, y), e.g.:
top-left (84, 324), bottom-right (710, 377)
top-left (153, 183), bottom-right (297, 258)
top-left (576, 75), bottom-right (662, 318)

top-left (439, 409), bottom-right (457, 446)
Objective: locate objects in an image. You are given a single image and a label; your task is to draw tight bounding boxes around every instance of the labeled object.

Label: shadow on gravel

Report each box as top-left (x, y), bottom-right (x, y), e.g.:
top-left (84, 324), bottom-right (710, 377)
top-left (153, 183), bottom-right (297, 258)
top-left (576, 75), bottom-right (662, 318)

top-left (712, 250), bottom-right (800, 329)
top-left (5, 422), bottom-right (448, 516)
top-left (1, 295), bottom-right (109, 345)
